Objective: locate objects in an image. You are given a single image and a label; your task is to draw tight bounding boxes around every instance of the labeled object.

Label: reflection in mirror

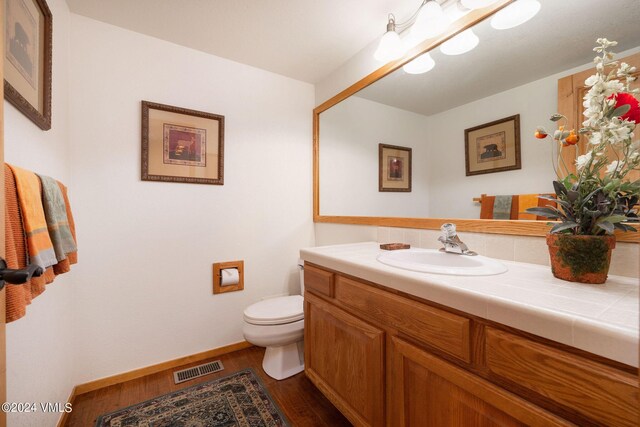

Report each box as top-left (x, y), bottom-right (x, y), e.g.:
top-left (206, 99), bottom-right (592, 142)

top-left (319, 0), bottom-right (640, 220)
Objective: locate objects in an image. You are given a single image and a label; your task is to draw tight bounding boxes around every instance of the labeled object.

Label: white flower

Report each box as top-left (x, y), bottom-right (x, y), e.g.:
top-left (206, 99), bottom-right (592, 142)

top-left (617, 62), bottom-right (637, 77)
top-left (576, 152), bottom-right (592, 170)
top-left (585, 75), bottom-right (600, 86)
top-left (606, 160), bottom-right (624, 175)
top-left (588, 131), bottom-right (602, 145)
top-left (604, 120), bottom-right (634, 144)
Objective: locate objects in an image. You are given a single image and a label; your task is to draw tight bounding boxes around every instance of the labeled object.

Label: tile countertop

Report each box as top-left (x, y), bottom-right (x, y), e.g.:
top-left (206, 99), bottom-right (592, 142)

top-left (300, 242), bottom-right (639, 367)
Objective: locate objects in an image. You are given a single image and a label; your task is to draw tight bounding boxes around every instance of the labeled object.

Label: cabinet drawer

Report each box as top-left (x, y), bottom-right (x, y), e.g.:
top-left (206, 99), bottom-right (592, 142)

top-left (391, 336), bottom-right (572, 427)
top-left (335, 276), bottom-right (470, 362)
top-left (304, 264), bottom-right (334, 297)
top-left (485, 328), bottom-right (638, 427)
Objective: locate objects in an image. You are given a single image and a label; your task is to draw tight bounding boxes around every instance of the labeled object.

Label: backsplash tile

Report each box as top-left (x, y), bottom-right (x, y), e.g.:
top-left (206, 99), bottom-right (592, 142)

top-left (377, 227), bottom-right (391, 244)
top-left (514, 236), bottom-right (550, 266)
top-left (484, 234), bottom-right (516, 261)
top-left (457, 232), bottom-right (487, 255)
top-left (609, 243), bottom-right (639, 278)
top-left (403, 229), bottom-right (421, 247)
top-left (418, 229), bottom-right (441, 249)
top-left (389, 227), bottom-right (404, 244)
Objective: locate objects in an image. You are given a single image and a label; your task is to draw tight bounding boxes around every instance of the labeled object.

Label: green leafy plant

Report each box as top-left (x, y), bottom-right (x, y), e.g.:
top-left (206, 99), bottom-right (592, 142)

top-left (527, 38), bottom-right (640, 235)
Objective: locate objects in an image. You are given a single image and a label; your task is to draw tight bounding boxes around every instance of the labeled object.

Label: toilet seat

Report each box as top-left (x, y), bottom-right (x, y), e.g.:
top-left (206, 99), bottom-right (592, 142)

top-left (243, 295), bottom-right (303, 326)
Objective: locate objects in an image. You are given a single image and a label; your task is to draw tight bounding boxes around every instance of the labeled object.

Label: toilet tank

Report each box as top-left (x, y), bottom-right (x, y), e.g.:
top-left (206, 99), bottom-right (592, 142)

top-left (298, 259), bottom-right (305, 295)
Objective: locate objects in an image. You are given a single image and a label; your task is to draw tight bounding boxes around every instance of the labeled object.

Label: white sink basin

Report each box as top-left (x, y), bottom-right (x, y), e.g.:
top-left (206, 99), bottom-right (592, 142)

top-left (377, 248), bottom-right (508, 276)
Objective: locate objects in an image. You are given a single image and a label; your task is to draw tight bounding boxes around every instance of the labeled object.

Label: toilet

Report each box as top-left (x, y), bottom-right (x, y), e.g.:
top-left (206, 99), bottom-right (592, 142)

top-left (242, 260), bottom-right (305, 380)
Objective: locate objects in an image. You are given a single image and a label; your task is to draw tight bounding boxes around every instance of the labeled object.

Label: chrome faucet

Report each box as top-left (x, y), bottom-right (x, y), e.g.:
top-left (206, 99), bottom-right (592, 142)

top-left (438, 223), bottom-right (477, 256)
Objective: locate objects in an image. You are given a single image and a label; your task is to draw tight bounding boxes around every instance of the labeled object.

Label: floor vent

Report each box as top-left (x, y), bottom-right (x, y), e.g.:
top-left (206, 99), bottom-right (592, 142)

top-left (173, 360), bottom-right (224, 384)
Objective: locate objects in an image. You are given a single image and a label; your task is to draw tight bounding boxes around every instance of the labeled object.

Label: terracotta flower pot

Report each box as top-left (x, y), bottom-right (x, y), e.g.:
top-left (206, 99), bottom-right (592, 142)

top-left (546, 234), bottom-right (616, 284)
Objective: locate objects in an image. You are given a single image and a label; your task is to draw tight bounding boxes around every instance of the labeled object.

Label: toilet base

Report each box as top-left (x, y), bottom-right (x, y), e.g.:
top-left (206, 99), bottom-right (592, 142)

top-left (262, 340), bottom-right (305, 380)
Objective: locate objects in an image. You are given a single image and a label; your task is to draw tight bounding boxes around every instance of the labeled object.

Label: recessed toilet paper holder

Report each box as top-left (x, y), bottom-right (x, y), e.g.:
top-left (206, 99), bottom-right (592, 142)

top-left (213, 260), bottom-right (244, 294)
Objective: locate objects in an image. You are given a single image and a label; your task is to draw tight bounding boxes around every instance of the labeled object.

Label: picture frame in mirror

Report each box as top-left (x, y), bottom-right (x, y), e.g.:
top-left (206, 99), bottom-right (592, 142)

top-left (379, 143), bottom-right (412, 192)
top-left (465, 114), bottom-right (521, 176)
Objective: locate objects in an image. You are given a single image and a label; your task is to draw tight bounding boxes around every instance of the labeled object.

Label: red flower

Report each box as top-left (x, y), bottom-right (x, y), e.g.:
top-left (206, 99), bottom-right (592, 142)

top-left (608, 92), bottom-right (640, 123)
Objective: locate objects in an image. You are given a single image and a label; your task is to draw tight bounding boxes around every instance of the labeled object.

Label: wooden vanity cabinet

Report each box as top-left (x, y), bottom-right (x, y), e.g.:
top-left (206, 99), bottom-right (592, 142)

top-left (304, 291), bottom-right (385, 427)
top-left (303, 263), bottom-right (639, 427)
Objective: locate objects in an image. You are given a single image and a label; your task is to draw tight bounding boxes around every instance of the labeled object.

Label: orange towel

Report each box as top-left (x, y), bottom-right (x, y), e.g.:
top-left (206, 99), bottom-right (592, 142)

top-left (5, 165), bottom-right (54, 322)
top-left (4, 165), bottom-right (78, 322)
top-left (8, 164), bottom-right (57, 269)
top-left (480, 195), bottom-right (495, 219)
top-left (481, 193), bottom-right (557, 221)
top-left (537, 193), bottom-right (557, 221)
top-left (518, 194), bottom-right (539, 220)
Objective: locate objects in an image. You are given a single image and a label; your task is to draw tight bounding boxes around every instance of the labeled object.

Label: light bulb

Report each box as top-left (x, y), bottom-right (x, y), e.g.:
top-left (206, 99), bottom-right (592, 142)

top-left (490, 0), bottom-right (541, 30)
top-left (460, 0), bottom-right (500, 9)
top-left (374, 30), bottom-right (405, 62)
top-left (411, 1), bottom-right (451, 40)
top-left (403, 53), bottom-right (436, 74)
top-left (440, 29), bottom-right (479, 55)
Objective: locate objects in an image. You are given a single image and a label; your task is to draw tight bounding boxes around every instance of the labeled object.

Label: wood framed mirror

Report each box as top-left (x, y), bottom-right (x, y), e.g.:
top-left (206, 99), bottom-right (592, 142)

top-left (313, 0), bottom-right (639, 242)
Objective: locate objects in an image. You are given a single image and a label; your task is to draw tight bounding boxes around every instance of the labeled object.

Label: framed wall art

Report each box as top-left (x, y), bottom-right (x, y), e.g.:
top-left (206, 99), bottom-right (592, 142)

top-left (4, 0), bottom-right (53, 130)
top-left (141, 101), bottom-right (225, 185)
top-left (465, 114), bottom-right (521, 176)
top-left (379, 143), bottom-right (412, 192)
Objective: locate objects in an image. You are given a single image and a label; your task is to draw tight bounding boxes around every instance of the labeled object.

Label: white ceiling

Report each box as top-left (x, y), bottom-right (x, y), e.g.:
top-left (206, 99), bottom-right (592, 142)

top-left (355, 0), bottom-right (640, 116)
top-left (65, 0), bottom-right (420, 83)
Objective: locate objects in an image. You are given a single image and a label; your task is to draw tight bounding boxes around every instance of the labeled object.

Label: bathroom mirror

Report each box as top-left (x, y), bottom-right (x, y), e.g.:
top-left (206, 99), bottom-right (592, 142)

top-left (314, 0), bottom-right (640, 240)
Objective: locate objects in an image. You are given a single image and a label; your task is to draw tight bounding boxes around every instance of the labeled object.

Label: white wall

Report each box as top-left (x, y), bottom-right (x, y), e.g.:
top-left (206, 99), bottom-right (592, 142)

top-left (315, 39), bottom-right (380, 106)
top-left (4, 0), bottom-right (76, 426)
top-left (321, 96), bottom-right (430, 217)
top-left (67, 15), bottom-right (315, 384)
top-left (426, 74), bottom-right (558, 218)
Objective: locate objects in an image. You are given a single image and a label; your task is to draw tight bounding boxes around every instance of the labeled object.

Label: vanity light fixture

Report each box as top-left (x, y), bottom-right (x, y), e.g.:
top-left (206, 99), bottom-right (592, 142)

top-left (373, 15), bottom-right (405, 62)
top-left (411, 0), bottom-right (452, 40)
top-left (460, 0), bottom-right (500, 9)
top-left (403, 52), bottom-right (436, 74)
top-left (374, 1), bottom-right (452, 62)
top-left (490, 0), bottom-right (541, 30)
top-left (440, 28), bottom-right (479, 55)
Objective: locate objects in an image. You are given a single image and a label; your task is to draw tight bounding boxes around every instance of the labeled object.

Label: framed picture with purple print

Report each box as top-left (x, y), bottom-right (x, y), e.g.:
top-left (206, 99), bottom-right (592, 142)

top-left (141, 101), bottom-right (225, 185)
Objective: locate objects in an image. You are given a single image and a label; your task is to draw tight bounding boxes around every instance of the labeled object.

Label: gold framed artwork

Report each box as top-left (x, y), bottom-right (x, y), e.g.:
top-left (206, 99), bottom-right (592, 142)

top-left (465, 114), bottom-right (521, 176)
top-left (3, 0), bottom-right (52, 130)
top-left (379, 143), bottom-right (412, 192)
top-left (141, 101), bottom-right (225, 185)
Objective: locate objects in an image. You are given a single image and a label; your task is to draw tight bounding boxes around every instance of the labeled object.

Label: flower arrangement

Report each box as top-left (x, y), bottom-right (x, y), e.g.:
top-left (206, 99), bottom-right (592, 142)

top-left (529, 38), bottom-right (640, 235)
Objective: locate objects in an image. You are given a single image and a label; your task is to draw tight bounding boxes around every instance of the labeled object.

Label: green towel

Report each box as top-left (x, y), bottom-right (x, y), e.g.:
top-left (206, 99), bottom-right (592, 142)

top-left (493, 195), bottom-right (512, 220)
top-left (38, 174), bottom-right (77, 261)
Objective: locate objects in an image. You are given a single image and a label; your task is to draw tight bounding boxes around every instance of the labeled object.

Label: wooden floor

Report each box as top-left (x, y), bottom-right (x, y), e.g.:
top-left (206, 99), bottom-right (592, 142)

top-left (64, 346), bottom-right (351, 426)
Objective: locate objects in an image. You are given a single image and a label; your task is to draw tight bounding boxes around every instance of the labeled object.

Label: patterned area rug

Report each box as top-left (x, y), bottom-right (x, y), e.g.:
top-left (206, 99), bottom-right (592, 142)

top-left (95, 368), bottom-right (290, 426)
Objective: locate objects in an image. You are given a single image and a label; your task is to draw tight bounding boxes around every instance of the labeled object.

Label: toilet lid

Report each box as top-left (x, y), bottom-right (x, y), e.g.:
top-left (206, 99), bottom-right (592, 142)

top-left (244, 295), bottom-right (304, 325)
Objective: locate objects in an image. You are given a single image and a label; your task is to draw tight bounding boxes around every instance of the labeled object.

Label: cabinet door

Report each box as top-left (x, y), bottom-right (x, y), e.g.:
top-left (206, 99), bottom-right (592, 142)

top-left (304, 292), bottom-right (385, 427)
top-left (390, 337), bottom-right (573, 427)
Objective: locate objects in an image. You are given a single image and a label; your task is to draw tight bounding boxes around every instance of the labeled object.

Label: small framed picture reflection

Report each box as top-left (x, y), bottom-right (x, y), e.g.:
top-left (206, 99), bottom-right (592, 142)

top-left (379, 143), bottom-right (411, 192)
top-left (465, 114), bottom-right (521, 176)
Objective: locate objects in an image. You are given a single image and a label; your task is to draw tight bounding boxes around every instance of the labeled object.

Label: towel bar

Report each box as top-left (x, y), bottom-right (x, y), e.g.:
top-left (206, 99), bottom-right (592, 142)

top-left (0, 259), bottom-right (43, 290)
